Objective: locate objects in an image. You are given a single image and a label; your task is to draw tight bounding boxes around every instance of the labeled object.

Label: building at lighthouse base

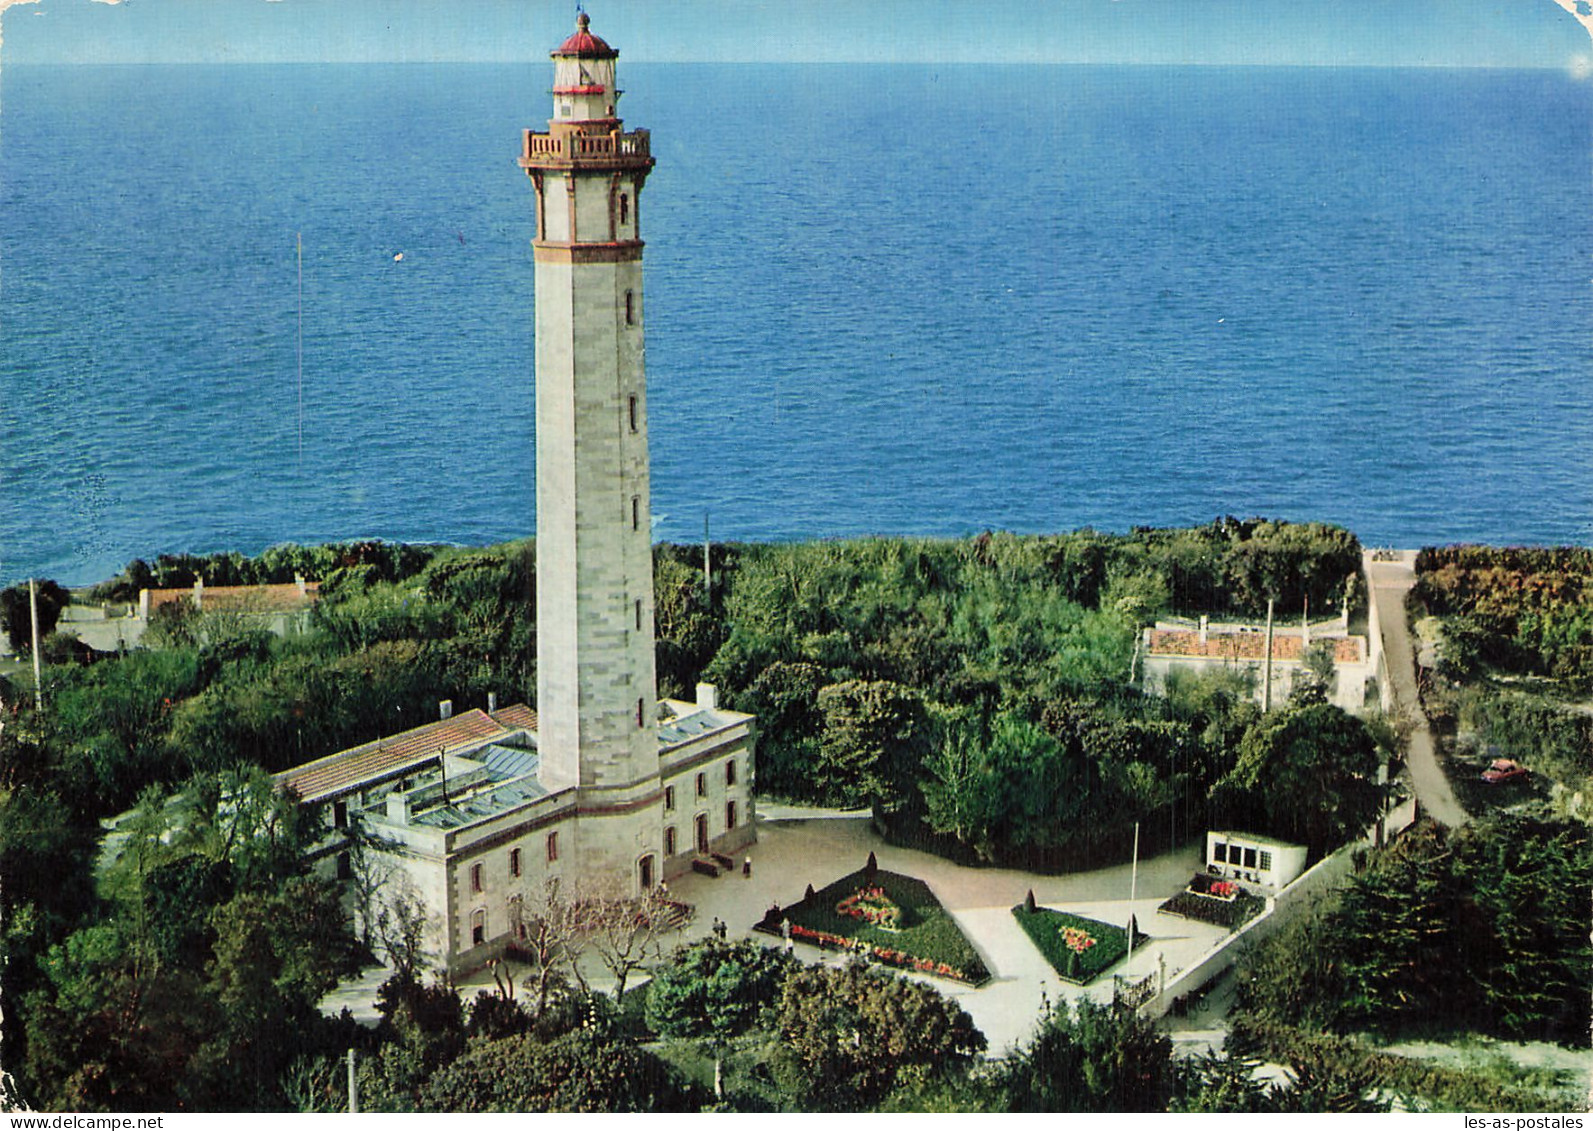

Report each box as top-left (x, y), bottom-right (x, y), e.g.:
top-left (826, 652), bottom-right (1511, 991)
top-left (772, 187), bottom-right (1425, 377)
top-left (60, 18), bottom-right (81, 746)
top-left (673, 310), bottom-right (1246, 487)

top-left (273, 685), bottom-right (754, 975)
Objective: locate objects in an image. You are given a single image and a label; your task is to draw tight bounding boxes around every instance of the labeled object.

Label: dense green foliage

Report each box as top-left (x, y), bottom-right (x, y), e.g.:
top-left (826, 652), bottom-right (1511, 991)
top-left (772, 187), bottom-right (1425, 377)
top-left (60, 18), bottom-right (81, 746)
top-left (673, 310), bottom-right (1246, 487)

top-left (998, 997), bottom-right (1174, 1112)
top-left (768, 961), bottom-right (987, 1111)
top-left (1411, 544), bottom-right (1593, 820)
top-left (1413, 545), bottom-right (1593, 689)
top-left (1210, 701), bottom-right (1388, 857)
top-left (645, 938), bottom-right (796, 1045)
top-left (775, 867), bottom-right (989, 983)
top-left (1, 523), bottom-right (1378, 1110)
top-left (421, 1029), bottom-right (697, 1113)
top-left (0, 579), bottom-right (70, 653)
top-left (1010, 906), bottom-right (1143, 984)
top-left (1236, 816), bottom-right (1592, 1047)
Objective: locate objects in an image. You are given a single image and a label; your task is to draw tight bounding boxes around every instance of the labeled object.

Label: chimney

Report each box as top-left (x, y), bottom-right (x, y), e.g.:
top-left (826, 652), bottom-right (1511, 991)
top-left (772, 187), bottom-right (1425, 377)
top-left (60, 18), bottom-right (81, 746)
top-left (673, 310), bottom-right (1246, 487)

top-left (439, 699), bottom-right (454, 720)
top-left (487, 691), bottom-right (498, 714)
top-left (385, 791), bottom-right (411, 824)
top-left (695, 683), bottom-right (718, 711)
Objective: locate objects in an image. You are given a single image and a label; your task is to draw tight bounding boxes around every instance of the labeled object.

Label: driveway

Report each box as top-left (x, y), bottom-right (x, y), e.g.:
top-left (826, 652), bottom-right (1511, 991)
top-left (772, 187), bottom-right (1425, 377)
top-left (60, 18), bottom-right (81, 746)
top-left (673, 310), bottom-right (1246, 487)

top-left (1365, 551), bottom-right (1468, 826)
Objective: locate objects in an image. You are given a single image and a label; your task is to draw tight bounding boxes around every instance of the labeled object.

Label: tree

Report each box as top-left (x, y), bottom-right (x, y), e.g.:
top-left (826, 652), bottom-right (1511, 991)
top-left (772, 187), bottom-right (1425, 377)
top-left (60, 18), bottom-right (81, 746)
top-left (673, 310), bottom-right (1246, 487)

top-left (374, 878), bottom-right (435, 985)
top-left (1214, 702), bottom-right (1386, 856)
top-left (583, 886), bottom-right (677, 1001)
top-left (1172, 1049), bottom-right (1281, 1112)
top-left (645, 937), bottom-right (795, 1098)
top-left (999, 997), bottom-right (1173, 1112)
top-left (0, 580), bottom-right (69, 654)
top-left (919, 707), bottom-right (1005, 858)
top-left (420, 1027), bottom-right (696, 1113)
top-left (815, 680), bottom-right (930, 811)
top-left (768, 961), bottom-right (986, 1111)
top-left (203, 876), bottom-right (361, 1105)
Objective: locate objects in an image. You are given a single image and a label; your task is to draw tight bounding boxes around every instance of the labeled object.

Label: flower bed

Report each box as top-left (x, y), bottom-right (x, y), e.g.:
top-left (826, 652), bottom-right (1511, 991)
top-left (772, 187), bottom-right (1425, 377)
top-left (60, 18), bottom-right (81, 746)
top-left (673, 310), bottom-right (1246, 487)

top-left (1010, 905), bottom-right (1144, 985)
top-left (756, 868), bottom-right (989, 986)
top-left (1158, 877), bottom-right (1266, 930)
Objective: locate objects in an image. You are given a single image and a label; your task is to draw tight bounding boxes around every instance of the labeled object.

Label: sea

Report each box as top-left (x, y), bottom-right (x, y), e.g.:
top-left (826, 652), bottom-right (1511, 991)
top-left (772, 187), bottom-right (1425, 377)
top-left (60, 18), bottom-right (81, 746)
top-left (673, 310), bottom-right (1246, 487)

top-left (1, 63), bottom-right (1590, 589)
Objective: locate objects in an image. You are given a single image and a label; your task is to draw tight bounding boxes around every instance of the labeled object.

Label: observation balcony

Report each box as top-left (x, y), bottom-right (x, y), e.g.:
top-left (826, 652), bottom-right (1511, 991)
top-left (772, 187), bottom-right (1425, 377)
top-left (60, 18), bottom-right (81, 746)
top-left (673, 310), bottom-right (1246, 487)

top-left (520, 127), bottom-right (653, 171)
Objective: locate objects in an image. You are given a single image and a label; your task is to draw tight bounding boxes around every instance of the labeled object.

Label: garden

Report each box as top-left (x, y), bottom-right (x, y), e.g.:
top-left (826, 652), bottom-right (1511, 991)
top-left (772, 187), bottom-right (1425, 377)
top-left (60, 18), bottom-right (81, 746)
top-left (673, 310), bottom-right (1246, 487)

top-left (1158, 873), bottom-right (1267, 930)
top-left (757, 858), bottom-right (990, 985)
top-left (1010, 897), bottom-right (1146, 985)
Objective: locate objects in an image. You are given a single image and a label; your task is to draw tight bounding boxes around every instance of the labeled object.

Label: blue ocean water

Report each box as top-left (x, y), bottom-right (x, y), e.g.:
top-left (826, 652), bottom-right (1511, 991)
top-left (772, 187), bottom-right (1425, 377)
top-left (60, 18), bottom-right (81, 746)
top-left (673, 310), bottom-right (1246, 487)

top-left (1, 63), bottom-right (1590, 588)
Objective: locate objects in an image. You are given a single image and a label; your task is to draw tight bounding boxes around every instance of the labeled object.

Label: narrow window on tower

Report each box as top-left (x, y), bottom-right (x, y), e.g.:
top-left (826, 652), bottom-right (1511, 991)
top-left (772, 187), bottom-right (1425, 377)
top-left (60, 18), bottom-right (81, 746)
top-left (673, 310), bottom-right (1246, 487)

top-left (664, 785), bottom-right (675, 811)
top-left (619, 193), bottom-right (629, 226)
top-left (726, 800), bottom-right (738, 831)
top-left (509, 847), bottom-right (522, 878)
top-left (632, 495), bottom-right (640, 531)
top-left (546, 832), bottom-right (559, 863)
top-left (726, 760), bottom-right (737, 787)
top-left (635, 598), bottom-right (643, 631)
top-left (664, 826), bottom-right (677, 855)
top-left (625, 290), bottom-right (635, 326)
top-left (470, 863), bottom-right (483, 894)
top-left (637, 697), bottom-right (646, 728)
top-left (628, 394), bottom-right (637, 432)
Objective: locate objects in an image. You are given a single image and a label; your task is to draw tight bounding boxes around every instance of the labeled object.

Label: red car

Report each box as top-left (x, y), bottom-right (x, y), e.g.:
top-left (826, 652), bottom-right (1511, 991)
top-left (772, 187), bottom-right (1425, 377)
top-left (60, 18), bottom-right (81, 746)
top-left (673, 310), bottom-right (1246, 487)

top-left (1481, 758), bottom-right (1528, 784)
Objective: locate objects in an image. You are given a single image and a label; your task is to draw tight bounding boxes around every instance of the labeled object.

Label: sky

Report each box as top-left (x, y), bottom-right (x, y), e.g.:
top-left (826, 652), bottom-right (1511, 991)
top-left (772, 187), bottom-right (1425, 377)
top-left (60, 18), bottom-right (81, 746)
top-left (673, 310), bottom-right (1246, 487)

top-left (0, 0), bottom-right (1590, 68)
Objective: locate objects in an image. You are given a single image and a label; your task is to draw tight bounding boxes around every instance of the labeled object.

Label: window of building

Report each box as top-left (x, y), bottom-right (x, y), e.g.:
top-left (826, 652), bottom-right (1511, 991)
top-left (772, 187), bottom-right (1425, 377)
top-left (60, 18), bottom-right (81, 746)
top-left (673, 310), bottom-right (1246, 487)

top-left (547, 831), bottom-right (559, 863)
top-left (470, 863), bottom-right (483, 893)
top-left (619, 193), bottom-right (629, 225)
top-left (638, 854), bottom-right (654, 892)
top-left (628, 394), bottom-right (637, 431)
top-left (625, 290), bottom-right (635, 325)
top-left (1243, 846), bottom-right (1258, 869)
top-left (509, 847), bottom-right (522, 878)
top-left (637, 697), bottom-right (645, 728)
top-left (1212, 842), bottom-right (1227, 864)
top-left (664, 785), bottom-right (675, 811)
top-left (632, 495), bottom-right (640, 530)
top-left (635, 598), bottom-right (643, 631)
top-left (696, 772), bottom-right (706, 797)
top-left (725, 760), bottom-right (737, 787)
top-left (1259, 849), bottom-right (1273, 872)
top-left (333, 800), bottom-right (348, 829)
top-left (664, 825), bottom-right (677, 855)
top-left (471, 908), bottom-right (485, 947)
top-left (726, 800), bottom-right (737, 830)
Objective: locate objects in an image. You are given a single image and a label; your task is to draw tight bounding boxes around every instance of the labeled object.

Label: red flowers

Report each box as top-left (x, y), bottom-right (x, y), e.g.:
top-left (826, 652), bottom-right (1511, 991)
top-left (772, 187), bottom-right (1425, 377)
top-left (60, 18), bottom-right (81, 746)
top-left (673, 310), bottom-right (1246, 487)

top-left (836, 886), bottom-right (903, 930)
top-left (1060, 926), bottom-right (1097, 954)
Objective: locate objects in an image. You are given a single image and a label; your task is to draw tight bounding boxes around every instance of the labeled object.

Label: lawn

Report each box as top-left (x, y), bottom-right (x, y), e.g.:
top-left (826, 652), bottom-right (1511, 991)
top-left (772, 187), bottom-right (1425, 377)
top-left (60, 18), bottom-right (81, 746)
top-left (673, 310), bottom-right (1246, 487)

top-left (758, 866), bottom-right (990, 985)
top-left (1011, 904), bottom-right (1144, 985)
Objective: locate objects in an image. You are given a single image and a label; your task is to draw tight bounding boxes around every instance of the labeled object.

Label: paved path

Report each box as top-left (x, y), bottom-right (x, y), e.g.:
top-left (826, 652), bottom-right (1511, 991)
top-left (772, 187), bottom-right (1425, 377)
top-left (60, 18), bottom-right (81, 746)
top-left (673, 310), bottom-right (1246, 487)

top-left (634, 813), bottom-right (1224, 1055)
top-left (324, 813), bottom-right (1231, 1055)
top-left (1365, 551), bottom-right (1468, 826)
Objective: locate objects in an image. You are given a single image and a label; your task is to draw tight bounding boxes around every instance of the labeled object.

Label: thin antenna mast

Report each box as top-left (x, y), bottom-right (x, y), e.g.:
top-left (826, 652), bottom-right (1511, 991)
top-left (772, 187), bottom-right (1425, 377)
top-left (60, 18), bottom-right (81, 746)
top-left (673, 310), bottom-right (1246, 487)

top-left (297, 231), bottom-right (304, 468)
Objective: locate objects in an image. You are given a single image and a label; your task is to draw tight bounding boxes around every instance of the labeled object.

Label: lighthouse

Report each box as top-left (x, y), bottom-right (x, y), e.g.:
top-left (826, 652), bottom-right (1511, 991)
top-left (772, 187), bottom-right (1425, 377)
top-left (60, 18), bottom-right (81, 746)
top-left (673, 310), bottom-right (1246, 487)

top-left (274, 13), bottom-right (754, 967)
top-left (520, 13), bottom-right (664, 884)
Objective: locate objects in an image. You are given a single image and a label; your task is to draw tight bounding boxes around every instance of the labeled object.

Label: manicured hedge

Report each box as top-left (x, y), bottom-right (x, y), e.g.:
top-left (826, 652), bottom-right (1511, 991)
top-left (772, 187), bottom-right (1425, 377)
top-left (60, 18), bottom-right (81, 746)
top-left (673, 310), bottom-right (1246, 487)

top-left (1011, 905), bottom-right (1144, 985)
top-left (759, 868), bottom-right (989, 985)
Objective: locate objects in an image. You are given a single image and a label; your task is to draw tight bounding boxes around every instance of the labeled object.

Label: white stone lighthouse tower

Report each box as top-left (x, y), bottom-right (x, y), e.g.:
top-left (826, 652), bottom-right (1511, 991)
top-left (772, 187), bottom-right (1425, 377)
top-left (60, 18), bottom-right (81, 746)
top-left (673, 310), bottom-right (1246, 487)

top-left (520, 13), bottom-right (661, 887)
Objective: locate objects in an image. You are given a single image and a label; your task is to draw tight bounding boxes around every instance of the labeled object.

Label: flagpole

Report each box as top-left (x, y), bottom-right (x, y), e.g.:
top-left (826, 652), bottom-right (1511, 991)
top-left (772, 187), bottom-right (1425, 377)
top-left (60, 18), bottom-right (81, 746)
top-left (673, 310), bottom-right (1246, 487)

top-left (1126, 820), bottom-right (1139, 964)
